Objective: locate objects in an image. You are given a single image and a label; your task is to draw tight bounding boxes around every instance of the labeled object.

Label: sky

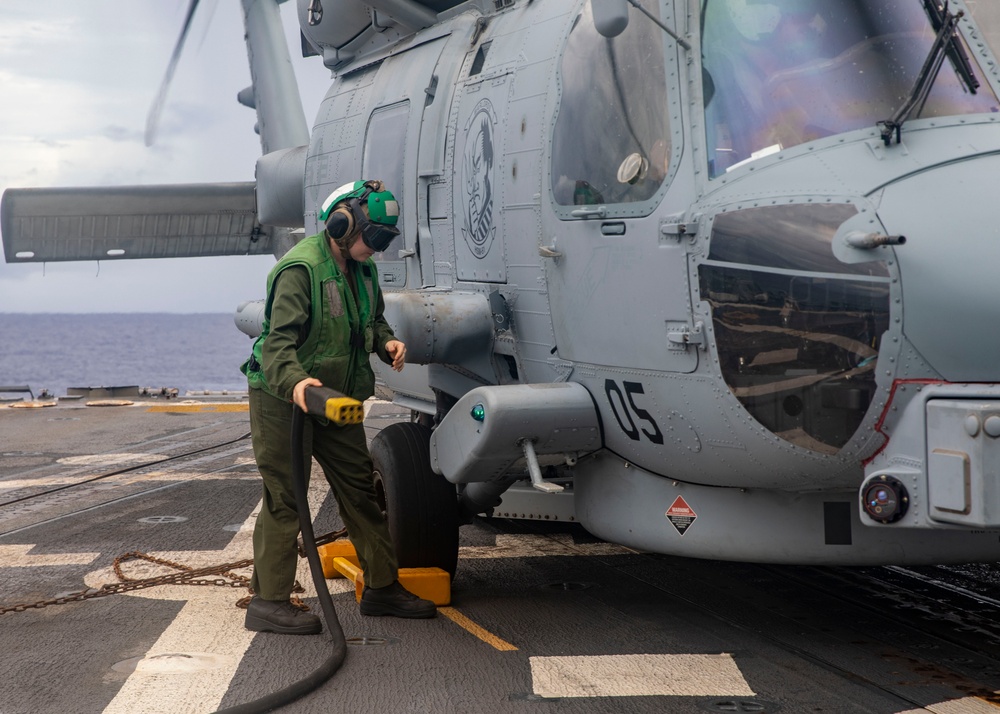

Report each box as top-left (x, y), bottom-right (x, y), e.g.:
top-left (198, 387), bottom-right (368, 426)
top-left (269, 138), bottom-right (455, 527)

top-left (0, 1), bottom-right (331, 313)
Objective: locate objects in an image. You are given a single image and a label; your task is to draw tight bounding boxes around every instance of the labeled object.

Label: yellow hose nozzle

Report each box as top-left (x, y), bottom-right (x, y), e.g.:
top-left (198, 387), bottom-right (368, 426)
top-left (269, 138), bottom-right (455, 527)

top-left (304, 387), bottom-right (364, 425)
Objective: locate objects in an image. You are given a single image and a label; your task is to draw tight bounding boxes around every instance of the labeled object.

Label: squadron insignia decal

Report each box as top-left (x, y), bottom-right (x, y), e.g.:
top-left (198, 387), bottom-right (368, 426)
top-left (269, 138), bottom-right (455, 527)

top-left (461, 99), bottom-right (497, 260)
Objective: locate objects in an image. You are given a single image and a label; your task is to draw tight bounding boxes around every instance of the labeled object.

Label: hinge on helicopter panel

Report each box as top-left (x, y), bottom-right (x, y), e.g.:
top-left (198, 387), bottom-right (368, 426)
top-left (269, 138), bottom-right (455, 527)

top-left (424, 74), bottom-right (438, 105)
top-left (660, 220), bottom-right (698, 239)
top-left (667, 321), bottom-right (707, 350)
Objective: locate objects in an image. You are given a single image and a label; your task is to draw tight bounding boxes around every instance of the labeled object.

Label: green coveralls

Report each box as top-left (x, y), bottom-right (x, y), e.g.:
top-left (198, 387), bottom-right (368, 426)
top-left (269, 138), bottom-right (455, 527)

top-left (242, 232), bottom-right (399, 600)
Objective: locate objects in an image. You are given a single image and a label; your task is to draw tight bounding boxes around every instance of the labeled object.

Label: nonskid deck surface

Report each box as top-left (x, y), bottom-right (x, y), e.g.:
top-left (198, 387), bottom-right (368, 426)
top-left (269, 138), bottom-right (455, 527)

top-left (2, 400), bottom-right (1000, 714)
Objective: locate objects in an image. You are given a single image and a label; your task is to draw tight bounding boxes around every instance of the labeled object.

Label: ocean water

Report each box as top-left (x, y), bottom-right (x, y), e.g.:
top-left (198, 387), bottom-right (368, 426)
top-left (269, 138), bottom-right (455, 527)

top-left (0, 313), bottom-right (255, 398)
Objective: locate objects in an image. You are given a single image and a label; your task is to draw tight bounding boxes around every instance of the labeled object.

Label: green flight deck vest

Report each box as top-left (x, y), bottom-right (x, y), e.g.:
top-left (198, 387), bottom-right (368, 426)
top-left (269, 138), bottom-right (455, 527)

top-left (242, 232), bottom-right (381, 402)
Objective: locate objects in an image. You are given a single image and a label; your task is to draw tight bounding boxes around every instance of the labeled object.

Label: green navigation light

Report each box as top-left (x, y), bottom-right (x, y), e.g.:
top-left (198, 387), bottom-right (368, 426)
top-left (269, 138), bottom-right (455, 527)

top-left (470, 403), bottom-right (486, 422)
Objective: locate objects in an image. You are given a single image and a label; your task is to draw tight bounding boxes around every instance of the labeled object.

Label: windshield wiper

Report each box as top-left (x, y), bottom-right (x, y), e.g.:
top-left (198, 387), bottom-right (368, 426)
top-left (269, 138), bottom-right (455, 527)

top-left (923, 0), bottom-right (980, 94)
top-left (878, 1), bottom-right (976, 146)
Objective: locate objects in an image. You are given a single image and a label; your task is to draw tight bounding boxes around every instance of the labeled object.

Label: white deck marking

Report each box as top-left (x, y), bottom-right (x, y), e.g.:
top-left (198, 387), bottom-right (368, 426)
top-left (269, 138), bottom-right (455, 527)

top-left (0, 447), bottom-right (256, 495)
top-left (530, 654), bottom-right (755, 699)
top-left (100, 590), bottom-right (256, 714)
top-left (88, 473), bottom-right (349, 713)
top-left (0, 544), bottom-right (100, 566)
top-left (897, 697), bottom-right (1000, 713)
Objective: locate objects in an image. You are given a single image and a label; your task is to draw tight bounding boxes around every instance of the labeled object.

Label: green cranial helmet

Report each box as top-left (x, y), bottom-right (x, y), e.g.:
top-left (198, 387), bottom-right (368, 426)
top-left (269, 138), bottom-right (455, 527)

top-left (319, 180), bottom-right (399, 225)
top-left (319, 179), bottom-right (401, 253)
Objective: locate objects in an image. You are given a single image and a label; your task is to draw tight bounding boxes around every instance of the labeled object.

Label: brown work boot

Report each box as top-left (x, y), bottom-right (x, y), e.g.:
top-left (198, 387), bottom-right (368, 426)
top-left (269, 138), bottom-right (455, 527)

top-left (244, 596), bottom-right (322, 635)
top-left (360, 580), bottom-right (436, 618)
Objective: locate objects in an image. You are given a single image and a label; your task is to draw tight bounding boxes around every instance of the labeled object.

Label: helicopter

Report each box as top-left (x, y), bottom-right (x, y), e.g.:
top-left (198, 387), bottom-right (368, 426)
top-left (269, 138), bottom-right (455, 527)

top-left (4, 0), bottom-right (1000, 573)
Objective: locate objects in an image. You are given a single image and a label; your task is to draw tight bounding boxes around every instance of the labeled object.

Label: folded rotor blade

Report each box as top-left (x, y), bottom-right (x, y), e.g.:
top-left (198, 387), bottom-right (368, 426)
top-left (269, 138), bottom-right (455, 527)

top-left (1, 182), bottom-right (272, 262)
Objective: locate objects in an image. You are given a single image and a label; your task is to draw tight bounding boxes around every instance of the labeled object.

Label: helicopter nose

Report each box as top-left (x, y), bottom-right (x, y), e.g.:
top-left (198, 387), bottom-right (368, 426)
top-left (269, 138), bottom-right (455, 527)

top-left (875, 154), bottom-right (1000, 382)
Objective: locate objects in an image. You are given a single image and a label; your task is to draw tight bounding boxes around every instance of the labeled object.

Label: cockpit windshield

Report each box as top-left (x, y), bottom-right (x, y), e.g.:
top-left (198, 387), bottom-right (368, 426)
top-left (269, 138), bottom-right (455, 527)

top-left (702, 0), bottom-right (1000, 177)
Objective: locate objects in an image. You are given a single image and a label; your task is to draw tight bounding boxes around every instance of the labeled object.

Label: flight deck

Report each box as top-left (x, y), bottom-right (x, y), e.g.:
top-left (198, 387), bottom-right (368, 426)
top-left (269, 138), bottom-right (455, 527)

top-left (2, 398), bottom-right (1000, 714)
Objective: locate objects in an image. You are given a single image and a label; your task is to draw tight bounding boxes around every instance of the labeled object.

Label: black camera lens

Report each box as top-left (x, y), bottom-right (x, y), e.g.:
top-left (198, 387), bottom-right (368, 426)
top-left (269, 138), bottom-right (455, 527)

top-left (861, 475), bottom-right (908, 524)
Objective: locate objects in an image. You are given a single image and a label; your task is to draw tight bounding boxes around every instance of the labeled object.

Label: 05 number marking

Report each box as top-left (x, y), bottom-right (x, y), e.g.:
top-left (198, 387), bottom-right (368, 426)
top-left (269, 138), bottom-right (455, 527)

top-left (604, 379), bottom-right (664, 445)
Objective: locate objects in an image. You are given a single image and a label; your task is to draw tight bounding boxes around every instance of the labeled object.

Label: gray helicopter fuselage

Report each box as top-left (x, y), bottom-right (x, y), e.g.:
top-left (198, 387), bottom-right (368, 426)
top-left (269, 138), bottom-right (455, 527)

top-left (296, 0), bottom-right (1000, 564)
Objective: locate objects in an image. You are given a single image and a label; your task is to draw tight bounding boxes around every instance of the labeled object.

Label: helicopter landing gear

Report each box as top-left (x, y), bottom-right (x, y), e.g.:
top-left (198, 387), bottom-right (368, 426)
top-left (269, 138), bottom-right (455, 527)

top-left (371, 422), bottom-right (459, 578)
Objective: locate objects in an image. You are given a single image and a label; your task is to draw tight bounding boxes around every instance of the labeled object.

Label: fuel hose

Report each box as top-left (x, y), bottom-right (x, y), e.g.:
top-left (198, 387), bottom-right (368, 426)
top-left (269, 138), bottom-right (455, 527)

top-left (215, 387), bottom-right (364, 713)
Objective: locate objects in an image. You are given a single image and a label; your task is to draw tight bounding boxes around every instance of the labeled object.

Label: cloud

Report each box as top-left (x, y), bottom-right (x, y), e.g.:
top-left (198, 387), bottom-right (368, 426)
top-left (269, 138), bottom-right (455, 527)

top-left (0, 1), bottom-right (329, 313)
top-left (99, 125), bottom-right (142, 143)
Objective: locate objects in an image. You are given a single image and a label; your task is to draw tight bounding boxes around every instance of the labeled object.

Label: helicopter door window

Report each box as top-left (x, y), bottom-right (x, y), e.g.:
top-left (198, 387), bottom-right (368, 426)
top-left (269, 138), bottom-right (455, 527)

top-left (362, 102), bottom-right (409, 252)
top-left (701, 0), bottom-right (1000, 177)
top-left (698, 204), bottom-right (891, 454)
top-left (551, 0), bottom-right (672, 210)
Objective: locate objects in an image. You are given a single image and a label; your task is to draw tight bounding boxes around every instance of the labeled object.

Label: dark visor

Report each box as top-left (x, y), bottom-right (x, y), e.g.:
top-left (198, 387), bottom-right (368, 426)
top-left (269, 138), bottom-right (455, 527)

top-left (349, 196), bottom-right (400, 252)
top-left (359, 220), bottom-right (400, 252)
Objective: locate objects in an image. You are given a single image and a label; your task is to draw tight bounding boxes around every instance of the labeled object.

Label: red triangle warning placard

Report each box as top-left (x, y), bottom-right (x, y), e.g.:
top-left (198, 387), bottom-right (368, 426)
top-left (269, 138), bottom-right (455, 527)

top-left (665, 496), bottom-right (697, 536)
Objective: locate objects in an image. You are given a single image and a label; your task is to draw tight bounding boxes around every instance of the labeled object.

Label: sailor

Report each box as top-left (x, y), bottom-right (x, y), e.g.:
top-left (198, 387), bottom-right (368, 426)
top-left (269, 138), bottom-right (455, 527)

top-left (241, 180), bottom-right (436, 635)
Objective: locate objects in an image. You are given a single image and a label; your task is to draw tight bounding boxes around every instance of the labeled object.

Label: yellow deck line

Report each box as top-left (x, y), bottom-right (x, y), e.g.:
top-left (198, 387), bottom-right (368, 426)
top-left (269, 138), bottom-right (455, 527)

top-left (439, 607), bottom-right (518, 651)
top-left (146, 404), bottom-right (249, 413)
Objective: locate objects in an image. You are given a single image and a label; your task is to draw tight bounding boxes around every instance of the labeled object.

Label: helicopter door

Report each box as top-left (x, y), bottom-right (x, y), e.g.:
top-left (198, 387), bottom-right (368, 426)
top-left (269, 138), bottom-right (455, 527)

top-left (364, 36), bottom-right (450, 289)
top-left (452, 72), bottom-right (512, 283)
top-left (546, 221), bottom-right (698, 375)
top-left (545, 0), bottom-right (695, 374)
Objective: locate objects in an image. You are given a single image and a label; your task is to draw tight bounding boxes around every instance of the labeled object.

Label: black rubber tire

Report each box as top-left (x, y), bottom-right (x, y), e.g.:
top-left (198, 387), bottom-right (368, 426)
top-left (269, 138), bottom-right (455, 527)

top-left (371, 422), bottom-right (459, 577)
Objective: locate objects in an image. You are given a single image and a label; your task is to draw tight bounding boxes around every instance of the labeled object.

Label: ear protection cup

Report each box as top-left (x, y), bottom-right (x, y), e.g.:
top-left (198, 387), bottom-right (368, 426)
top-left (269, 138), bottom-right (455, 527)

top-left (324, 208), bottom-right (353, 239)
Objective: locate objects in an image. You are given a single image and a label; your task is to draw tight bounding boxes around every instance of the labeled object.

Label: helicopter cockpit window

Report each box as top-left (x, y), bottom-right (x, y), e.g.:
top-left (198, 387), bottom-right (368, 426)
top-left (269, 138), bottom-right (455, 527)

top-left (702, 0), bottom-right (1000, 177)
top-left (551, 0), bottom-right (671, 208)
top-left (698, 204), bottom-right (891, 454)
